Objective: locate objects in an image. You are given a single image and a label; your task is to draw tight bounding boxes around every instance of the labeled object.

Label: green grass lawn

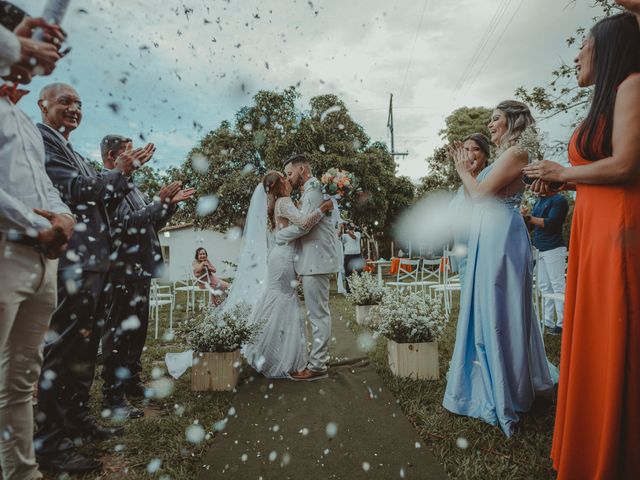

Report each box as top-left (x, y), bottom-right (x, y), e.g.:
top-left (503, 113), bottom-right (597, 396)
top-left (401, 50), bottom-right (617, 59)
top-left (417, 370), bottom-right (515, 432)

top-left (333, 287), bottom-right (562, 480)
top-left (47, 292), bottom-right (231, 480)
top-left (50, 285), bottom-right (561, 479)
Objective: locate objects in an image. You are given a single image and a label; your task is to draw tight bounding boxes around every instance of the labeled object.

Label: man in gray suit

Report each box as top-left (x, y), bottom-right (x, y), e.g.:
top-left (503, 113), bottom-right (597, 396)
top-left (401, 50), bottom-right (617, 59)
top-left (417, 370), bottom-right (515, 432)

top-left (276, 154), bottom-right (340, 381)
top-left (99, 134), bottom-right (194, 418)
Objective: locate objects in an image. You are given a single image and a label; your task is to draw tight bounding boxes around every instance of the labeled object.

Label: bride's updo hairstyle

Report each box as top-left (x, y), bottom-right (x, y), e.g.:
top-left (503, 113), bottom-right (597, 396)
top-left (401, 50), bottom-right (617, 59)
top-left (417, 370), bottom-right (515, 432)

top-left (263, 170), bottom-right (288, 229)
top-left (494, 100), bottom-right (536, 151)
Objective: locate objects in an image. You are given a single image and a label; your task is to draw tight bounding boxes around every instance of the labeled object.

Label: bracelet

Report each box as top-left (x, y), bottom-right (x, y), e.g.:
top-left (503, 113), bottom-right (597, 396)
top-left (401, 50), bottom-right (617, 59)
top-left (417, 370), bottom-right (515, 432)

top-left (59, 212), bottom-right (77, 223)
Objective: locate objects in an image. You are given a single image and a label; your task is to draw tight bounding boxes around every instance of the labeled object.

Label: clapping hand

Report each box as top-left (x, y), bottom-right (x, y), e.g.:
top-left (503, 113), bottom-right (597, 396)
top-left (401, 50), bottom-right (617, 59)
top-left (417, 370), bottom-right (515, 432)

top-left (115, 143), bottom-right (155, 175)
top-left (450, 141), bottom-right (474, 176)
top-left (157, 181), bottom-right (196, 204)
top-left (522, 159), bottom-right (566, 183)
top-left (170, 187), bottom-right (196, 204)
top-left (527, 178), bottom-right (545, 196)
top-left (158, 181), bottom-right (182, 203)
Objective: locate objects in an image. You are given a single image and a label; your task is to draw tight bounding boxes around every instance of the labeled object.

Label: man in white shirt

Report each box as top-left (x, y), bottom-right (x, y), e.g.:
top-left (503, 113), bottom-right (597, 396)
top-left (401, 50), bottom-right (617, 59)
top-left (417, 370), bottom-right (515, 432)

top-left (0, 10), bottom-right (75, 480)
top-left (342, 223), bottom-right (364, 293)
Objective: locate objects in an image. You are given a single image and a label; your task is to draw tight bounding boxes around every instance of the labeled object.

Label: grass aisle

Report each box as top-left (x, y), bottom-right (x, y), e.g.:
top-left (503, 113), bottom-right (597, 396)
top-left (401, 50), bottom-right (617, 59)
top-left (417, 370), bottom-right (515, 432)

top-left (333, 290), bottom-right (561, 480)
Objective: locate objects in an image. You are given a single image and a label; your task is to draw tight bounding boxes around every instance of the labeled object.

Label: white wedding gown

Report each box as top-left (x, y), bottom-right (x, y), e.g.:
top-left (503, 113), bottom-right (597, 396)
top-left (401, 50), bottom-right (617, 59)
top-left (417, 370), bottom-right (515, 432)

top-left (243, 197), bottom-right (324, 378)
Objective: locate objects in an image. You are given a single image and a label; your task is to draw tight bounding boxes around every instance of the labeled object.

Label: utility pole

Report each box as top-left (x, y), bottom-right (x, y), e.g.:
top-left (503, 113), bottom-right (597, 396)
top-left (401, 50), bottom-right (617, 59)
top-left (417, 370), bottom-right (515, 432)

top-left (387, 93), bottom-right (408, 159)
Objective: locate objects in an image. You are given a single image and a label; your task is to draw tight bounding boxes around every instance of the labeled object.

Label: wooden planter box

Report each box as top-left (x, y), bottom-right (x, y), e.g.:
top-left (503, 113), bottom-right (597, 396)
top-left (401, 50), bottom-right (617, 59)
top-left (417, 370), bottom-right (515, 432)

top-left (387, 339), bottom-right (439, 380)
top-left (192, 350), bottom-right (241, 391)
top-left (355, 305), bottom-right (381, 326)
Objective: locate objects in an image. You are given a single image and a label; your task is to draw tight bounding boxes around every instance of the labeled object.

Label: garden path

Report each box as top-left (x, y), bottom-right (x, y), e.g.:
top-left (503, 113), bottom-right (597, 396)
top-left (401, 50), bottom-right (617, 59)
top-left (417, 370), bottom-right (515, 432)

top-left (197, 312), bottom-right (447, 480)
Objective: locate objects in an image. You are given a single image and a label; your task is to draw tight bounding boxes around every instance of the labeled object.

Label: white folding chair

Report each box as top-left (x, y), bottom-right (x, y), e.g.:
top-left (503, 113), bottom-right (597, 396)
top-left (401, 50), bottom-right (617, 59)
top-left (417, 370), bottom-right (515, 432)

top-left (149, 280), bottom-right (175, 339)
top-left (414, 258), bottom-right (442, 293)
top-left (430, 250), bottom-right (461, 316)
top-left (173, 271), bottom-right (197, 314)
top-left (192, 271), bottom-right (213, 308)
top-left (386, 258), bottom-right (421, 292)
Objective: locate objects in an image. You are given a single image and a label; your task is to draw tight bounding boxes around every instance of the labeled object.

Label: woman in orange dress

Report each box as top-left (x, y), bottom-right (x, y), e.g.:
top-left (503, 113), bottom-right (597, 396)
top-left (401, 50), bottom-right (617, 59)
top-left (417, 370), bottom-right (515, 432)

top-left (523, 11), bottom-right (640, 479)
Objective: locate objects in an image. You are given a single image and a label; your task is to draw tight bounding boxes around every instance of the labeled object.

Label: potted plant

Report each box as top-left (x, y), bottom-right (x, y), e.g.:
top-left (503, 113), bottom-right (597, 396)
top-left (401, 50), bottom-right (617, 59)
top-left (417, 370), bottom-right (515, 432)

top-left (186, 303), bottom-right (260, 391)
top-left (374, 291), bottom-right (446, 380)
top-left (346, 271), bottom-right (386, 326)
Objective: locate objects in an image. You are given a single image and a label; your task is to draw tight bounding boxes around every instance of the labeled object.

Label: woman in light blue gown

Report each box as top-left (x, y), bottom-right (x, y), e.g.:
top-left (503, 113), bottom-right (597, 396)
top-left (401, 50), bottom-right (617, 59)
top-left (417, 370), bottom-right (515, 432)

top-left (443, 100), bottom-right (553, 437)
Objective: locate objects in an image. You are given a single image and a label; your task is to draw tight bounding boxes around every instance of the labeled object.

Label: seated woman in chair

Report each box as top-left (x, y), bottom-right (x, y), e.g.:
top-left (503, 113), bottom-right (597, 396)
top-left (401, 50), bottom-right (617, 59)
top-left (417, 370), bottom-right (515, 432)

top-left (192, 247), bottom-right (230, 305)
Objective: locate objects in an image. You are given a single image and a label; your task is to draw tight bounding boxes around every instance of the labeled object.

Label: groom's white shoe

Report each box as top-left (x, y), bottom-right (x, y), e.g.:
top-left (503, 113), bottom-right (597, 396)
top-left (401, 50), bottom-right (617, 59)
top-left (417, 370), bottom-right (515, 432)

top-left (290, 368), bottom-right (328, 381)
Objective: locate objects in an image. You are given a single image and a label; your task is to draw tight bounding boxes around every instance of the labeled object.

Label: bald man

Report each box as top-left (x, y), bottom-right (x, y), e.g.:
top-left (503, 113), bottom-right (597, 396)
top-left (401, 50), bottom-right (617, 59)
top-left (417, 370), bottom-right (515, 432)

top-left (34, 83), bottom-right (154, 473)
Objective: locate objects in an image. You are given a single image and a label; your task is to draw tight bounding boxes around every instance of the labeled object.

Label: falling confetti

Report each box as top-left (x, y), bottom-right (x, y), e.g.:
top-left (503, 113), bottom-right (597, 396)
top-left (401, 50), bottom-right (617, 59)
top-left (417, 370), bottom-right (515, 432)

top-left (325, 422), bottom-right (338, 438)
top-left (191, 153), bottom-right (209, 173)
top-left (456, 437), bottom-right (469, 449)
top-left (196, 195), bottom-right (220, 216)
top-left (147, 458), bottom-right (162, 474)
top-left (121, 315), bottom-right (141, 331)
top-left (320, 105), bottom-right (341, 122)
top-left (186, 424), bottom-right (206, 444)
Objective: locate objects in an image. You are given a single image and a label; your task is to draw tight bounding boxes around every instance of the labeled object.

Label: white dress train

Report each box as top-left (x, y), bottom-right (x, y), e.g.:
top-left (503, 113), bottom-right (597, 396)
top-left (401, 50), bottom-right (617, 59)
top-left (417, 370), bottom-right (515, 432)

top-left (243, 197), bottom-right (324, 378)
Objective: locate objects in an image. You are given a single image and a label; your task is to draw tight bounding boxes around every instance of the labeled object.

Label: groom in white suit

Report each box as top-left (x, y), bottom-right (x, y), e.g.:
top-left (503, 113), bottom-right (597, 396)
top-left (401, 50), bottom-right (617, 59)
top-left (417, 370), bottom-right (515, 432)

top-left (276, 154), bottom-right (340, 381)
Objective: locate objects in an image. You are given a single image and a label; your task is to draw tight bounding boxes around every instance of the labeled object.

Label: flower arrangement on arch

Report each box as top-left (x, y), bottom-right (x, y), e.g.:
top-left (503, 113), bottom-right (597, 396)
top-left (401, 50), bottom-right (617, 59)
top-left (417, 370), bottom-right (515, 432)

top-left (373, 290), bottom-right (446, 344)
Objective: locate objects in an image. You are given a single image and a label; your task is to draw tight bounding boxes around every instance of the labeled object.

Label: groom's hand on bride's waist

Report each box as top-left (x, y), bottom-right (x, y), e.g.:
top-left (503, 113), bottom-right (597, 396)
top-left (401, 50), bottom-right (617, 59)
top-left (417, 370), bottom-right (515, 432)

top-left (274, 231), bottom-right (289, 245)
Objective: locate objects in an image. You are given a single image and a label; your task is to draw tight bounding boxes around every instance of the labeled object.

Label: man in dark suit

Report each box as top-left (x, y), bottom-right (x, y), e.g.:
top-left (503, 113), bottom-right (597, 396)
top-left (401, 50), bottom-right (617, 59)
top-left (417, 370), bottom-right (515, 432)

top-left (99, 135), bottom-right (194, 419)
top-left (34, 83), bottom-right (154, 473)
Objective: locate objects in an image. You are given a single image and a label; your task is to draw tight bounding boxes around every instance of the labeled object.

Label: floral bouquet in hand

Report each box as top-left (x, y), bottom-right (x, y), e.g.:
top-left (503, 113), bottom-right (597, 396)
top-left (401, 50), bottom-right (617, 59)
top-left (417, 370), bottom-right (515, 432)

top-left (320, 168), bottom-right (359, 209)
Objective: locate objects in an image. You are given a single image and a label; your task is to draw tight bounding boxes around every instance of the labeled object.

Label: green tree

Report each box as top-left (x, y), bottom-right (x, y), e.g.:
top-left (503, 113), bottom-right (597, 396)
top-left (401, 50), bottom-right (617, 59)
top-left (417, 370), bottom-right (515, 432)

top-left (515, 0), bottom-right (620, 153)
top-left (418, 106), bottom-right (492, 194)
top-left (132, 165), bottom-right (166, 200)
top-left (171, 87), bottom-right (414, 244)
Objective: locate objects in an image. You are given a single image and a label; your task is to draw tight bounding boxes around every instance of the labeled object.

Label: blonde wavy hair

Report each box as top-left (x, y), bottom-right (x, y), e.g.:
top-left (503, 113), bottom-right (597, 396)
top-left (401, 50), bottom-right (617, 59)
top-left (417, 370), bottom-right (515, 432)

top-left (494, 100), bottom-right (536, 152)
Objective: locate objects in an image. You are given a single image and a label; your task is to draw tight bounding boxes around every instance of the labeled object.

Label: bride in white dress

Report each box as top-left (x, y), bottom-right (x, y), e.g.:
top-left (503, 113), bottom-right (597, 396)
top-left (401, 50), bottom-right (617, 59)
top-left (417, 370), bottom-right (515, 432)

top-left (242, 171), bottom-right (333, 378)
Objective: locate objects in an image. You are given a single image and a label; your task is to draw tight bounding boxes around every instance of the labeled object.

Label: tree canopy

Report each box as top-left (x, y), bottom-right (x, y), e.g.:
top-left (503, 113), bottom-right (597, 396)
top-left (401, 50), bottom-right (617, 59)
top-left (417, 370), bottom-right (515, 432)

top-left (418, 106), bottom-right (492, 194)
top-left (514, 0), bottom-right (620, 154)
top-left (165, 86), bottom-right (414, 242)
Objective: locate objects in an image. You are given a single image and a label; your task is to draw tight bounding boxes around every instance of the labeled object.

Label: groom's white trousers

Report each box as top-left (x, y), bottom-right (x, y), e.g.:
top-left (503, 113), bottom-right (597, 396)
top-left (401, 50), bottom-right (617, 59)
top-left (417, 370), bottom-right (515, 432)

top-left (302, 274), bottom-right (331, 371)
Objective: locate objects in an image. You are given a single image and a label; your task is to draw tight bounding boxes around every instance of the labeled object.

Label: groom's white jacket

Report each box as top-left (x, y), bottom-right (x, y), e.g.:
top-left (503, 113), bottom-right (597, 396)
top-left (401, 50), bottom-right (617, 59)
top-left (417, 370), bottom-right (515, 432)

top-left (275, 177), bottom-right (341, 276)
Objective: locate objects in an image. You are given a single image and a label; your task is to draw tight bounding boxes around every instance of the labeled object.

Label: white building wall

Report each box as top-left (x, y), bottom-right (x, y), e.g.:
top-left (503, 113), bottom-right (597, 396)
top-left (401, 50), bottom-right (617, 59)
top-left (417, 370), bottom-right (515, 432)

top-left (158, 228), bottom-right (240, 282)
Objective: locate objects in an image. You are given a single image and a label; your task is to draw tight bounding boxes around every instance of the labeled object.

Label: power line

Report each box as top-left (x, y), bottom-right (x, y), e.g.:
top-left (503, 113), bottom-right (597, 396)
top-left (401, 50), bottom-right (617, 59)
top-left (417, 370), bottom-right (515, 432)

top-left (463, 0), bottom-right (526, 94)
top-left (454, 0), bottom-right (512, 93)
top-left (397, 0), bottom-right (430, 101)
top-left (454, 0), bottom-right (512, 92)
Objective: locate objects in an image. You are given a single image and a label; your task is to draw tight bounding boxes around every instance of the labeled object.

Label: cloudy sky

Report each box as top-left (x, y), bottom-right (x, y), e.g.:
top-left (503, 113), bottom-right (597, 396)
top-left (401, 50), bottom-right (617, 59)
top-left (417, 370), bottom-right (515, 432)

top-left (14, 0), bottom-right (601, 181)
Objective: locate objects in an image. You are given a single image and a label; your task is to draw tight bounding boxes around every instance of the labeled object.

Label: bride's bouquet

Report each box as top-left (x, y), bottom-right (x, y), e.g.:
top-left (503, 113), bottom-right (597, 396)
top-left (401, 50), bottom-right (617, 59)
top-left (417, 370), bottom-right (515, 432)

top-left (320, 168), bottom-right (358, 202)
top-left (320, 168), bottom-right (359, 225)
